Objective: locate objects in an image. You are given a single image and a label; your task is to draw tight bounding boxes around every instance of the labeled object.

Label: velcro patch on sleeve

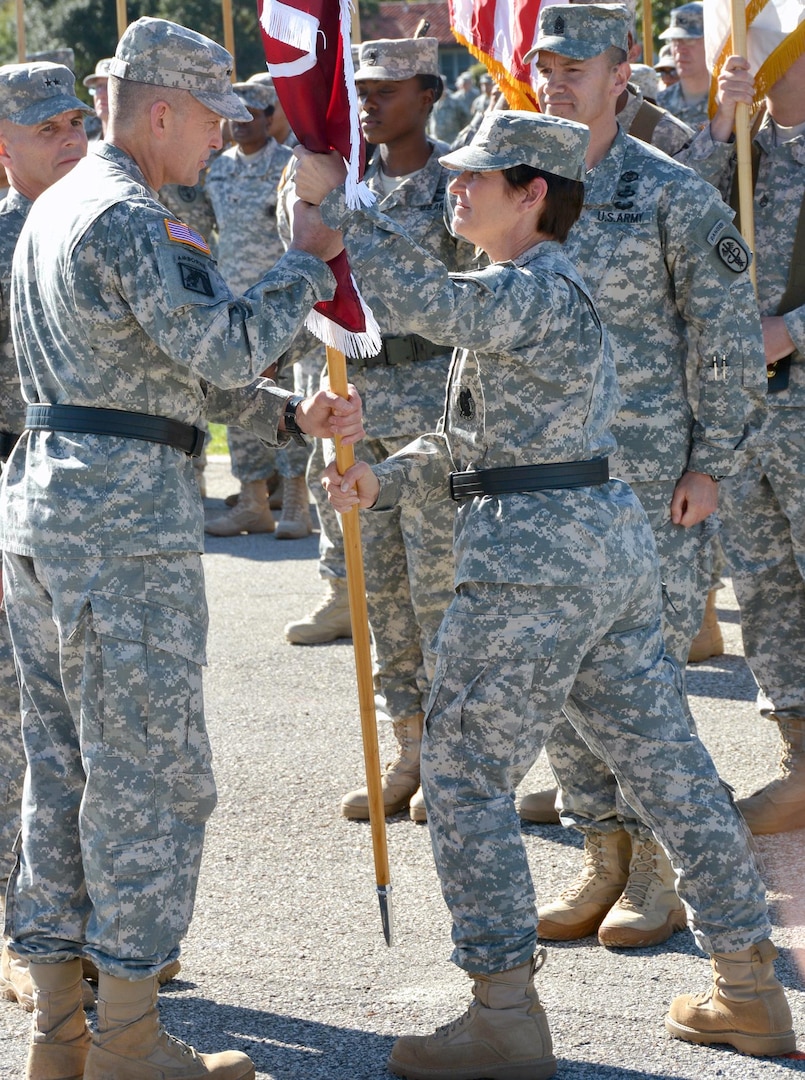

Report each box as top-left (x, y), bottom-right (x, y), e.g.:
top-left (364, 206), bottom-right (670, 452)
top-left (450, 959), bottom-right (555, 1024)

top-left (163, 218), bottom-right (211, 255)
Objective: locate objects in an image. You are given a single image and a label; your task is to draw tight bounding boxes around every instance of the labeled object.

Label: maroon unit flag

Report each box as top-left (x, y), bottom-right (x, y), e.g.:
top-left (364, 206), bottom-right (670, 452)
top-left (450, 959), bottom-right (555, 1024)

top-left (258, 0), bottom-right (381, 358)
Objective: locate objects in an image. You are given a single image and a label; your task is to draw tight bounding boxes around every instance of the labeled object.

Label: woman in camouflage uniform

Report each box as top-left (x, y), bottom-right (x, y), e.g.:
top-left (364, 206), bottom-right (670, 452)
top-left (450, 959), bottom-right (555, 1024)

top-left (295, 110), bottom-right (793, 1080)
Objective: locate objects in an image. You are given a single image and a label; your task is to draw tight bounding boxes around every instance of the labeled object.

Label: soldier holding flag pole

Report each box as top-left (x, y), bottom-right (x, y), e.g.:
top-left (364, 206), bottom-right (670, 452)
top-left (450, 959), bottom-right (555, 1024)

top-left (682, 1), bottom-right (805, 836)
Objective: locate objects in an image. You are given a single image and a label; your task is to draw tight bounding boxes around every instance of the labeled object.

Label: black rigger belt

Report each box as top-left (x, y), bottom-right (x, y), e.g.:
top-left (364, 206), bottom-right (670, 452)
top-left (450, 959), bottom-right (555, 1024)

top-left (449, 457), bottom-right (610, 501)
top-left (0, 430), bottom-right (21, 460)
top-left (25, 404), bottom-right (206, 458)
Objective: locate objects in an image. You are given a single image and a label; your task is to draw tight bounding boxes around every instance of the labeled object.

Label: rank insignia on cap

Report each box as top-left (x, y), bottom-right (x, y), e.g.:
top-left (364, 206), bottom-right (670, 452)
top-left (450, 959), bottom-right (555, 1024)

top-left (365, 49), bottom-right (377, 64)
top-left (554, 14), bottom-right (565, 33)
top-left (164, 218), bottom-right (211, 255)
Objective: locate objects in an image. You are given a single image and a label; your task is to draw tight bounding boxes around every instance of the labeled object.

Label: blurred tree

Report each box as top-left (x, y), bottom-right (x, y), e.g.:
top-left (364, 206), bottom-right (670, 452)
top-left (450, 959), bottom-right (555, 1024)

top-left (0, 0), bottom-right (266, 95)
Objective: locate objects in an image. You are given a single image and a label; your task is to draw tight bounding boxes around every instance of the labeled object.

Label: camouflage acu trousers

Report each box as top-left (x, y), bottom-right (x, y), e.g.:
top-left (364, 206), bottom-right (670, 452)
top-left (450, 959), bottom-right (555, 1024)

top-left (421, 516), bottom-right (767, 973)
top-left (0, 606), bottom-right (24, 900)
top-left (542, 479), bottom-right (715, 834)
top-left (719, 408), bottom-right (805, 719)
top-left (2, 552), bottom-right (216, 978)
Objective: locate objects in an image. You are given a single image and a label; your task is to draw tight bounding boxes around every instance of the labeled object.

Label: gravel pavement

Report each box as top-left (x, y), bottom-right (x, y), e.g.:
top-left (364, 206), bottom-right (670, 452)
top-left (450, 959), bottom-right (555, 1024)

top-left (1, 455), bottom-right (804, 1079)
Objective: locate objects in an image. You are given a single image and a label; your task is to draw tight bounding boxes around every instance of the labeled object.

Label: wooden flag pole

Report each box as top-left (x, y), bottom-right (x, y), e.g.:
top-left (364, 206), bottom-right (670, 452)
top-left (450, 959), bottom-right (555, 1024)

top-left (642, 0), bottom-right (653, 64)
top-left (116, 0), bottom-right (127, 39)
top-left (730, 0), bottom-right (756, 289)
top-left (222, 0), bottom-right (237, 80)
top-left (15, 0), bottom-right (25, 62)
top-left (326, 345), bottom-right (393, 946)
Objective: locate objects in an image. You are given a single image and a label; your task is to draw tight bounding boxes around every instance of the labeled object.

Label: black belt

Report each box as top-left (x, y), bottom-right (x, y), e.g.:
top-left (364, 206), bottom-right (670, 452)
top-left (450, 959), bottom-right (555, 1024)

top-left (25, 404), bottom-right (206, 458)
top-left (0, 430), bottom-right (21, 461)
top-left (449, 458), bottom-right (610, 501)
top-left (348, 333), bottom-right (448, 369)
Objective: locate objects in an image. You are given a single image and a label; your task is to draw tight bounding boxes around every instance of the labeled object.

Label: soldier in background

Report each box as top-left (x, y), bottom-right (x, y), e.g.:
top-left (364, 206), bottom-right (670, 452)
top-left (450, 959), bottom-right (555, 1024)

top-left (519, 3), bottom-right (767, 950)
top-left (0, 19), bottom-right (361, 1079)
top-left (656, 2), bottom-right (711, 131)
top-left (0, 59), bottom-right (94, 1015)
top-left (682, 46), bottom-right (805, 835)
top-left (203, 79), bottom-right (313, 540)
top-left (655, 42), bottom-right (680, 90)
top-left (83, 57), bottom-right (113, 141)
top-left (288, 39), bottom-right (474, 829)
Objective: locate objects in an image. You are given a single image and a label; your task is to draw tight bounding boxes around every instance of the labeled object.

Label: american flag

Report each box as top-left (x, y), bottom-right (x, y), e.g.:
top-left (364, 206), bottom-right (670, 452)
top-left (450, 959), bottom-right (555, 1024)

top-left (448, 0), bottom-right (568, 110)
top-left (164, 219), bottom-right (211, 255)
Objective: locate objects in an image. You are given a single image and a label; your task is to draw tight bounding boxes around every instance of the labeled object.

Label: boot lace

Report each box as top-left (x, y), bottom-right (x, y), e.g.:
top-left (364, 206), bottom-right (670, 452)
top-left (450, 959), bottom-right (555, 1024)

top-left (432, 1003), bottom-right (477, 1041)
top-left (616, 837), bottom-right (659, 911)
top-left (160, 1027), bottom-right (197, 1059)
top-left (558, 834), bottom-right (608, 901)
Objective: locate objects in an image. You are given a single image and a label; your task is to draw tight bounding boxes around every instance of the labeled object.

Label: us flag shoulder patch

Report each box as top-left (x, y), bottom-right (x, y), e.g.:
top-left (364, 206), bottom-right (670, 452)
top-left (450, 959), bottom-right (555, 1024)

top-left (163, 219), bottom-right (211, 255)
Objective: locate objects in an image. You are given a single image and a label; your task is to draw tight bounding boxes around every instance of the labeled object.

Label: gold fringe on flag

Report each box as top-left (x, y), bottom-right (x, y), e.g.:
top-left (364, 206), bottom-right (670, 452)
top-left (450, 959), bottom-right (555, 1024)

top-left (450, 27), bottom-right (539, 112)
top-left (709, 7), bottom-right (805, 115)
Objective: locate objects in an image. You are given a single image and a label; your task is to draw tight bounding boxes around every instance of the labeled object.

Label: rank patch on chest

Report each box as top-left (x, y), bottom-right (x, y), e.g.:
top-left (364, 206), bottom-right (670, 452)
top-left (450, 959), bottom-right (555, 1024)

top-left (164, 218), bottom-right (211, 255)
top-left (179, 260), bottom-right (214, 296)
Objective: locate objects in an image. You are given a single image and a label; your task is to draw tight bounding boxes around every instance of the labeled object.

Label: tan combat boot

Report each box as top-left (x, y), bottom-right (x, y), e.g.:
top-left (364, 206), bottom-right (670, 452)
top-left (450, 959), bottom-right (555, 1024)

top-left (25, 958), bottom-right (91, 1080)
top-left (687, 588), bottom-right (724, 663)
top-left (665, 938), bottom-right (796, 1056)
top-left (224, 472), bottom-right (281, 509)
top-left (597, 834), bottom-right (687, 948)
top-left (341, 713), bottom-right (423, 819)
top-left (83, 974), bottom-right (255, 1080)
top-left (518, 787), bottom-right (561, 825)
top-left (274, 476), bottom-right (313, 540)
top-left (737, 717), bottom-right (805, 834)
top-left (409, 785), bottom-right (427, 823)
top-left (537, 828), bottom-right (631, 940)
top-left (388, 953), bottom-right (556, 1080)
top-left (2, 944), bottom-right (94, 1012)
top-left (284, 579), bottom-right (352, 645)
top-left (204, 480), bottom-right (275, 536)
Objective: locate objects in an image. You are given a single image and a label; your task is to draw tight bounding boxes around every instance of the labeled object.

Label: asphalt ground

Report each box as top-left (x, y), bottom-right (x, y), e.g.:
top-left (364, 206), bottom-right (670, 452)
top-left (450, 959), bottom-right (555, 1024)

top-left (1, 454), bottom-right (804, 1079)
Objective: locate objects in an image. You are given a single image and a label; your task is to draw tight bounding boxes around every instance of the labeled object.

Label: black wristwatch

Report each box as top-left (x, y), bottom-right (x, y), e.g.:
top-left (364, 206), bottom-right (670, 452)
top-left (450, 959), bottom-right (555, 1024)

top-left (283, 394), bottom-right (307, 447)
top-left (709, 474), bottom-right (726, 483)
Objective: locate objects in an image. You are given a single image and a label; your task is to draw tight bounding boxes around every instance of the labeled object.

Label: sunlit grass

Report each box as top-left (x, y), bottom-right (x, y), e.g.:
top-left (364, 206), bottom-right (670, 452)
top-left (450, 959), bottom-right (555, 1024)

top-left (207, 423), bottom-right (229, 456)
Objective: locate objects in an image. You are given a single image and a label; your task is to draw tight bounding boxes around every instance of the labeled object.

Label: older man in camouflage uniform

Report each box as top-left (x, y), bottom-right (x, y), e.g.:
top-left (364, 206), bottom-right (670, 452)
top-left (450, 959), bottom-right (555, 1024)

top-left (0, 18), bottom-right (361, 1080)
top-left (656, 2), bottom-right (711, 132)
top-left (203, 78), bottom-right (313, 540)
top-left (296, 108), bottom-right (793, 1079)
top-left (681, 46), bottom-right (805, 834)
top-left (0, 59), bottom-right (93, 1016)
top-left (518, 3), bottom-right (767, 950)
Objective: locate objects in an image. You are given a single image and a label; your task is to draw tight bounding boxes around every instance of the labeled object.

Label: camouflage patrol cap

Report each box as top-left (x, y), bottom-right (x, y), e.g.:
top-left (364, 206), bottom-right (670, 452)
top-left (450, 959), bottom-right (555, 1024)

top-left (654, 43), bottom-right (677, 72)
top-left (26, 48), bottom-right (75, 72)
top-left (628, 63), bottom-right (660, 99)
top-left (439, 110), bottom-right (589, 182)
top-left (84, 58), bottom-right (114, 88)
top-left (232, 80), bottom-right (276, 112)
top-left (354, 38), bottom-right (440, 81)
top-left (524, 4), bottom-right (630, 63)
top-left (0, 62), bottom-right (91, 125)
top-left (659, 2), bottom-right (704, 41)
top-left (109, 17), bottom-right (251, 122)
